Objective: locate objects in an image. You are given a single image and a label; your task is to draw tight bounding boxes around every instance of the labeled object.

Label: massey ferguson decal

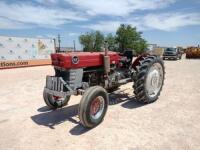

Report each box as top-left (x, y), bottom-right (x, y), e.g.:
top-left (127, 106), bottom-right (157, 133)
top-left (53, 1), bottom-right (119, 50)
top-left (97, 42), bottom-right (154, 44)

top-left (72, 56), bottom-right (79, 64)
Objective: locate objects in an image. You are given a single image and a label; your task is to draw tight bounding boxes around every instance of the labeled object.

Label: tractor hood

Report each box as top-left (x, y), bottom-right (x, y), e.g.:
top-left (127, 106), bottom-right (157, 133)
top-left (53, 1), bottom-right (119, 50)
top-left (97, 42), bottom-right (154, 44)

top-left (51, 51), bottom-right (120, 69)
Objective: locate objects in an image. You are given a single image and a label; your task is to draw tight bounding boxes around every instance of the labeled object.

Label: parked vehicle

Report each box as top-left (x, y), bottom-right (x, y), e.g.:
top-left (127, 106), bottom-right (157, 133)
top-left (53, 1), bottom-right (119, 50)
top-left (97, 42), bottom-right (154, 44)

top-left (43, 46), bottom-right (165, 128)
top-left (163, 47), bottom-right (182, 60)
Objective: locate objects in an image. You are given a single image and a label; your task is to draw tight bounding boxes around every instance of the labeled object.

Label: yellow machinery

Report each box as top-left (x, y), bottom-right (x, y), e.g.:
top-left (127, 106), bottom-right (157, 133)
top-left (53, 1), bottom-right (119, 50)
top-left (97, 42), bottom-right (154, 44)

top-left (186, 47), bottom-right (200, 58)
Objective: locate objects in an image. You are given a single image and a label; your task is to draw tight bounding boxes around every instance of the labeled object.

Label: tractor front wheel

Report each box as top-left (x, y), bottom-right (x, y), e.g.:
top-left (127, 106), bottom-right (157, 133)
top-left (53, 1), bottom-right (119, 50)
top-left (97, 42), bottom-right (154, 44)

top-left (43, 90), bottom-right (70, 109)
top-left (78, 86), bottom-right (109, 128)
top-left (133, 55), bottom-right (165, 103)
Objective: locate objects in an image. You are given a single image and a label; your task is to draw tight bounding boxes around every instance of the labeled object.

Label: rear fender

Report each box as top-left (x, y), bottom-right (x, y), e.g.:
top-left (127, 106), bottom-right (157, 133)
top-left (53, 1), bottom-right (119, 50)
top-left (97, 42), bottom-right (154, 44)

top-left (131, 53), bottom-right (149, 70)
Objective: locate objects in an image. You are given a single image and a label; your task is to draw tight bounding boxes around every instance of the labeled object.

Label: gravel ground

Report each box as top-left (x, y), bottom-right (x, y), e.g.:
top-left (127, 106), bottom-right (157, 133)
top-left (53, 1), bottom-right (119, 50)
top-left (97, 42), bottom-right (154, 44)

top-left (0, 55), bottom-right (200, 150)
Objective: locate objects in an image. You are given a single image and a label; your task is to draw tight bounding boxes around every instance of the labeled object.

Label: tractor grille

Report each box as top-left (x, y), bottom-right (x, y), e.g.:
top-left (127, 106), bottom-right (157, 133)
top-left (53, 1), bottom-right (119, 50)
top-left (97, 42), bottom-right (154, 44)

top-left (46, 76), bottom-right (64, 92)
top-left (46, 68), bottom-right (83, 92)
top-left (55, 69), bottom-right (83, 90)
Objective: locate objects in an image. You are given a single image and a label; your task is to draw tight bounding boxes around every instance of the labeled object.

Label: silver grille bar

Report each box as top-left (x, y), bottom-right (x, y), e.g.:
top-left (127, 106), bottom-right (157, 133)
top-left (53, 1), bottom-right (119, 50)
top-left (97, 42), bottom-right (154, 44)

top-left (46, 76), bottom-right (64, 92)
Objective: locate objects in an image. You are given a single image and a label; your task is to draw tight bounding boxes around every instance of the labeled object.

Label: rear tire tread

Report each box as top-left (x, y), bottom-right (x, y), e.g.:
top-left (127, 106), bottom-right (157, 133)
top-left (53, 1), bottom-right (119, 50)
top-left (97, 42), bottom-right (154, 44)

top-left (133, 55), bottom-right (165, 103)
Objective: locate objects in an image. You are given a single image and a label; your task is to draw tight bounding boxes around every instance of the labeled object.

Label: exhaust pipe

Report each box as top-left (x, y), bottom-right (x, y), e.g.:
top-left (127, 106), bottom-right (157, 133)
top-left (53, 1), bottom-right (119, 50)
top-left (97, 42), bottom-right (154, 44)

top-left (104, 41), bottom-right (110, 73)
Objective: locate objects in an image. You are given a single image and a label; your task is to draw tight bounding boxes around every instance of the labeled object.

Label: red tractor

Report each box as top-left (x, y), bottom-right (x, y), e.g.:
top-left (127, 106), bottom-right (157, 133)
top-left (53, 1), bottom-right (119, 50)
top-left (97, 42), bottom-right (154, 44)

top-left (43, 45), bottom-right (165, 128)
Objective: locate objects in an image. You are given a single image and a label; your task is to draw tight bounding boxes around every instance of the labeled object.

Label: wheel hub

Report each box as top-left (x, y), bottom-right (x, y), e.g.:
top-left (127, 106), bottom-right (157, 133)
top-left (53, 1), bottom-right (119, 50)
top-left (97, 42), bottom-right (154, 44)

top-left (145, 63), bottom-right (163, 98)
top-left (90, 96), bottom-right (105, 120)
top-left (150, 70), bottom-right (159, 88)
top-left (53, 95), bottom-right (62, 100)
top-left (91, 99), bottom-right (100, 115)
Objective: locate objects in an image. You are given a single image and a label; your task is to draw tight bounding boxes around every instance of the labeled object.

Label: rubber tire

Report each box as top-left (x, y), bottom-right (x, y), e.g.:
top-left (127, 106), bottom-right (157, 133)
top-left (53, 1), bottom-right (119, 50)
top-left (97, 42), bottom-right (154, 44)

top-left (133, 55), bottom-right (165, 103)
top-left (43, 89), bottom-right (70, 109)
top-left (78, 86), bottom-right (109, 128)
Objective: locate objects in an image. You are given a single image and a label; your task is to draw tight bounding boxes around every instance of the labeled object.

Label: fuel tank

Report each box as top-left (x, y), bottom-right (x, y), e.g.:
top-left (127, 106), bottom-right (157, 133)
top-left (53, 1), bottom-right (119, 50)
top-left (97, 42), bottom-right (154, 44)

top-left (51, 51), bottom-right (120, 69)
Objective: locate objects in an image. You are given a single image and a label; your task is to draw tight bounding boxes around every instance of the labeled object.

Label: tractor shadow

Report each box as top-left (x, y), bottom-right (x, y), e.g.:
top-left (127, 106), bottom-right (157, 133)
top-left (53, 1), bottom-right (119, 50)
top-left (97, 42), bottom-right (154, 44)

top-left (163, 58), bottom-right (181, 61)
top-left (31, 104), bottom-right (79, 129)
top-left (109, 91), bottom-right (146, 109)
top-left (163, 59), bottom-right (177, 61)
top-left (31, 91), bottom-right (146, 135)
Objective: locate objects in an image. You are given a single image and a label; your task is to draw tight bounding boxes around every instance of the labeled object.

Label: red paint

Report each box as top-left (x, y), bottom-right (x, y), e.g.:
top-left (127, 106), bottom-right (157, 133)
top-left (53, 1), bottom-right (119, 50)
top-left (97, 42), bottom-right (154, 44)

top-left (51, 51), bottom-right (121, 69)
top-left (90, 97), bottom-right (101, 115)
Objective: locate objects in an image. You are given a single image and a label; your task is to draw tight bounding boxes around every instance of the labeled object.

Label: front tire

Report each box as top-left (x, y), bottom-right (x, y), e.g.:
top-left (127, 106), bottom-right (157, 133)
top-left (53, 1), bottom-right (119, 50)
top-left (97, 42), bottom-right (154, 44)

top-left (78, 86), bottom-right (108, 128)
top-left (43, 90), bottom-right (70, 109)
top-left (133, 55), bottom-right (165, 103)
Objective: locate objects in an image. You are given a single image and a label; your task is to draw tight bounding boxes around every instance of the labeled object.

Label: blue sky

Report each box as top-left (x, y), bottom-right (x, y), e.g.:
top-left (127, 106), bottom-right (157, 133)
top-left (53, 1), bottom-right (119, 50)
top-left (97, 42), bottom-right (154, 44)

top-left (0, 0), bottom-right (199, 49)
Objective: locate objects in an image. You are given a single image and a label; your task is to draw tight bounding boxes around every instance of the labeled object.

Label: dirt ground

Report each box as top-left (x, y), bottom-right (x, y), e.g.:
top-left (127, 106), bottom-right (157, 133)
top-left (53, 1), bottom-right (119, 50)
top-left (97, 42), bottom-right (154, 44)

top-left (0, 55), bottom-right (200, 150)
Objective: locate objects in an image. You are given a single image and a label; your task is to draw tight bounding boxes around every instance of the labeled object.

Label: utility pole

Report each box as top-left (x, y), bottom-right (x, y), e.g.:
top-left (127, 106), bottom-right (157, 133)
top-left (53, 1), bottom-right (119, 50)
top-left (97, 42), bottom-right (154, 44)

top-left (73, 40), bottom-right (76, 51)
top-left (58, 34), bottom-right (61, 52)
top-left (53, 38), bottom-right (57, 52)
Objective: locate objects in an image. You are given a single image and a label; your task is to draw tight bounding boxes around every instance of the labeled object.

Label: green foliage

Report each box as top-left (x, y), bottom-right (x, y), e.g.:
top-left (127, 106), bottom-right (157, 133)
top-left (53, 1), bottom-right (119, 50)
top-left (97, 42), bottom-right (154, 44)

top-left (79, 32), bottom-right (93, 52)
top-left (79, 24), bottom-right (148, 54)
top-left (115, 24), bottom-right (147, 54)
top-left (134, 38), bottom-right (148, 54)
top-left (79, 31), bottom-right (104, 52)
top-left (105, 33), bottom-right (117, 51)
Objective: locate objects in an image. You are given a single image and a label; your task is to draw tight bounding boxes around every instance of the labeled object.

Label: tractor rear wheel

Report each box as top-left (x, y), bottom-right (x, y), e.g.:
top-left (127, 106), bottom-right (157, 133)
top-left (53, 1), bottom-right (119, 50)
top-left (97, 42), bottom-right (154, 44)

top-left (43, 90), bottom-right (70, 109)
top-left (78, 86), bottom-right (109, 128)
top-left (133, 55), bottom-right (165, 103)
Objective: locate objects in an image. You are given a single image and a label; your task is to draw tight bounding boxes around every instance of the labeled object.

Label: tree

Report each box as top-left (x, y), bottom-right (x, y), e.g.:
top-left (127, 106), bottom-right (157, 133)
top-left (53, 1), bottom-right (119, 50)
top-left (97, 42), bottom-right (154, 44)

top-left (79, 31), bottom-right (104, 52)
top-left (94, 31), bottom-right (104, 51)
top-left (79, 32), bottom-right (94, 52)
top-left (105, 33), bottom-right (117, 51)
top-left (115, 24), bottom-right (148, 54)
top-left (134, 38), bottom-right (148, 54)
top-left (79, 24), bottom-right (148, 54)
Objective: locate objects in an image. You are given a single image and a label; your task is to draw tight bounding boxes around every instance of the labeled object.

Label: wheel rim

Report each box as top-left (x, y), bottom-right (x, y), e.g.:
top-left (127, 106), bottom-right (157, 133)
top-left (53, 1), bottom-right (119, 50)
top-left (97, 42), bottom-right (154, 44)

top-left (145, 63), bottom-right (164, 98)
top-left (90, 96), bottom-right (105, 120)
top-left (50, 95), bottom-right (65, 103)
